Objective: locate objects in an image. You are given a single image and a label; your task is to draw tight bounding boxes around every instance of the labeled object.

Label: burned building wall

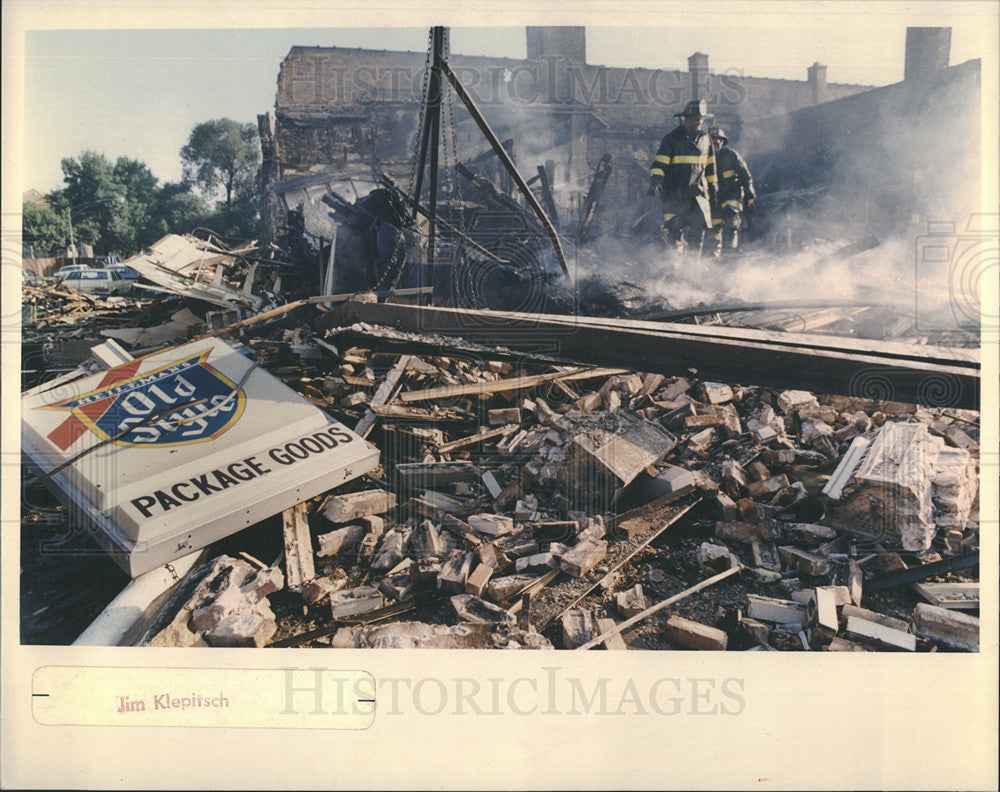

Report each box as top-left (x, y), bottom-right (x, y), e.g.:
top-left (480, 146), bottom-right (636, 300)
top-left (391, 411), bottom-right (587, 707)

top-left (272, 29), bottom-right (873, 217)
top-left (741, 58), bottom-right (981, 230)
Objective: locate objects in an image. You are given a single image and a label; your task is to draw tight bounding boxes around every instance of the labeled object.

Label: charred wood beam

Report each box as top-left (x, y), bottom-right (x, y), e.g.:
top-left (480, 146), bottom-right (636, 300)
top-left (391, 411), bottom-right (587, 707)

top-left (257, 112), bottom-right (283, 246)
top-left (576, 153), bottom-right (612, 243)
top-left (338, 300), bottom-right (980, 409)
top-left (531, 311), bottom-right (979, 368)
top-left (536, 165), bottom-right (559, 227)
top-left (865, 551), bottom-right (979, 594)
top-left (642, 299), bottom-right (882, 322)
top-left (426, 26), bottom-right (445, 292)
top-left (440, 60), bottom-right (569, 276)
top-left (455, 162), bottom-right (537, 231)
top-left (379, 174), bottom-right (506, 264)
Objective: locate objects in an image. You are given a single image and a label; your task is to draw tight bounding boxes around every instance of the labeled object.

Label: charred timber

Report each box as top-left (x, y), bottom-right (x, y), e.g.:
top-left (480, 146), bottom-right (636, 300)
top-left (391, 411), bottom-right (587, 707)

top-left (337, 300), bottom-right (980, 409)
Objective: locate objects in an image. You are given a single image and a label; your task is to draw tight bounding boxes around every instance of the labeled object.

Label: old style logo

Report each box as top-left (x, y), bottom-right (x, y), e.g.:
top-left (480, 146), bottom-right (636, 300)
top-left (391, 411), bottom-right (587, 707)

top-left (42, 350), bottom-right (246, 450)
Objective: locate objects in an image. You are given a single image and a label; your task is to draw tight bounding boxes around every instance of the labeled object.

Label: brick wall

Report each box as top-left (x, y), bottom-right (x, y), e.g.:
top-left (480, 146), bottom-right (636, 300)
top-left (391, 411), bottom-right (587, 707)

top-left (272, 36), bottom-right (875, 216)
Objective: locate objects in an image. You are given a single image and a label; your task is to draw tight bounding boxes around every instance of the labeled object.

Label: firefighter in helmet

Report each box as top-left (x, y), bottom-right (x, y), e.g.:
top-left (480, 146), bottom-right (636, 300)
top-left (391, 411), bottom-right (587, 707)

top-left (647, 99), bottom-right (717, 262)
top-left (708, 126), bottom-right (756, 256)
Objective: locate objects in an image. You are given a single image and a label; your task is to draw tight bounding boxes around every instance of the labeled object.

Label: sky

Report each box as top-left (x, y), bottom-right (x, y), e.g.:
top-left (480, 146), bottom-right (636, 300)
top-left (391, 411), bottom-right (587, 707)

top-left (20, 14), bottom-right (991, 194)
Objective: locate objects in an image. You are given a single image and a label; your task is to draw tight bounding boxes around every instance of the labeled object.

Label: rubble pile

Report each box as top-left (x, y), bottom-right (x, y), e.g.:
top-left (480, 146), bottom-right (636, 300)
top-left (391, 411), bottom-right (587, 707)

top-left (20, 232), bottom-right (302, 386)
top-left (138, 555), bottom-right (285, 648)
top-left (19, 295), bottom-right (980, 651)
top-left (120, 233), bottom-right (277, 312)
top-left (45, 318), bottom-right (968, 652)
top-left (21, 285), bottom-right (148, 330)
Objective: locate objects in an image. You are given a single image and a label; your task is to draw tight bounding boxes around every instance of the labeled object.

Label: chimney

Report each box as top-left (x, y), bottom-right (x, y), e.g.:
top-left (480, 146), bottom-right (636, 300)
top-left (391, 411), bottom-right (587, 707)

top-left (904, 27), bottom-right (951, 81)
top-left (526, 26), bottom-right (586, 62)
top-left (688, 52), bottom-right (710, 101)
top-left (807, 62), bottom-right (827, 104)
top-left (526, 26), bottom-right (586, 104)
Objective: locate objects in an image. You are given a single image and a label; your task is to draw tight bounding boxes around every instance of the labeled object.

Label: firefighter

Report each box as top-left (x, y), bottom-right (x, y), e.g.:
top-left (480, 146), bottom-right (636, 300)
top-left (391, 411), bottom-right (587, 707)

top-left (708, 126), bottom-right (755, 256)
top-left (647, 99), bottom-right (717, 262)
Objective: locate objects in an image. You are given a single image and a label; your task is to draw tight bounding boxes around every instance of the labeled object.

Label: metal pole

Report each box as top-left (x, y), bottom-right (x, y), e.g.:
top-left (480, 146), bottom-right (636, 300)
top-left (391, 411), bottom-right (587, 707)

top-left (441, 60), bottom-right (570, 276)
top-left (66, 207), bottom-right (76, 263)
top-left (411, 82), bottom-right (434, 222)
top-left (426, 26), bottom-right (445, 299)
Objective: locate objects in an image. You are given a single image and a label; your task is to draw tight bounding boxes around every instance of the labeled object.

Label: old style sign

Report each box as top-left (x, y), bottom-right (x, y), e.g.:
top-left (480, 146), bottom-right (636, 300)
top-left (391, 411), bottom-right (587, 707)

top-left (21, 338), bottom-right (380, 576)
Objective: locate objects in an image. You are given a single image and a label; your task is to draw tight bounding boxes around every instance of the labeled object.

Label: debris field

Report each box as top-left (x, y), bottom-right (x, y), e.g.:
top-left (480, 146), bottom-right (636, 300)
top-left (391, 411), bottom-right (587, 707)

top-left (20, 295), bottom-right (981, 652)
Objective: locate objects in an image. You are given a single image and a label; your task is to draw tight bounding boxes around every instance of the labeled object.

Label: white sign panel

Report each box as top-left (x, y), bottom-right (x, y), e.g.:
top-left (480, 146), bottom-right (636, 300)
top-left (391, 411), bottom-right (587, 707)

top-left (22, 338), bottom-right (379, 576)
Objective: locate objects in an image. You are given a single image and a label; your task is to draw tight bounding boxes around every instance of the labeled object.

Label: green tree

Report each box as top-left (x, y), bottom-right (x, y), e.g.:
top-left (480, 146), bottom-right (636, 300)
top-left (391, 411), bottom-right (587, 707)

top-left (22, 200), bottom-right (69, 255)
top-left (180, 119), bottom-right (260, 210)
top-left (147, 182), bottom-right (210, 239)
top-left (48, 151), bottom-right (138, 255)
top-left (200, 174), bottom-right (262, 242)
top-left (46, 151), bottom-right (174, 256)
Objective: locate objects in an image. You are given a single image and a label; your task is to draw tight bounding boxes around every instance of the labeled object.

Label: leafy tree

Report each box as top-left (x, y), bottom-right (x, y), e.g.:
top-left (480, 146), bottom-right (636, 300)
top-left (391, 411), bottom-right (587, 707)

top-left (180, 119), bottom-right (260, 210)
top-left (199, 173), bottom-right (263, 242)
top-left (147, 182), bottom-right (210, 239)
top-left (22, 200), bottom-right (69, 255)
top-left (27, 122), bottom-right (264, 259)
top-left (47, 151), bottom-right (138, 255)
top-left (45, 152), bottom-right (174, 255)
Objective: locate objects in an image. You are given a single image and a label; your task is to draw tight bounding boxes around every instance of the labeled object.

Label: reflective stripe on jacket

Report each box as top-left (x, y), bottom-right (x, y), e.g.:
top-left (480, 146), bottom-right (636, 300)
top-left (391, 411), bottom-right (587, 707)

top-left (649, 124), bottom-right (716, 228)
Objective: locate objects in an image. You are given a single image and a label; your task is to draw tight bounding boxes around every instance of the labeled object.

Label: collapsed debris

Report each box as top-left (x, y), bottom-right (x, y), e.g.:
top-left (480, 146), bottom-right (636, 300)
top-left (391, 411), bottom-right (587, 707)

top-left (21, 297), bottom-right (981, 651)
top-left (823, 422), bottom-right (977, 550)
top-left (121, 234), bottom-right (269, 311)
top-left (137, 555), bottom-right (284, 648)
top-left (18, 23), bottom-right (985, 655)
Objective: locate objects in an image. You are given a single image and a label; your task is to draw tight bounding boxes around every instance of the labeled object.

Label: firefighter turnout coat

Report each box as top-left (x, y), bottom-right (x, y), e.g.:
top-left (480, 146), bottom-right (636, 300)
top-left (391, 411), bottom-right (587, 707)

top-left (714, 145), bottom-right (755, 215)
top-left (649, 124), bottom-right (717, 229)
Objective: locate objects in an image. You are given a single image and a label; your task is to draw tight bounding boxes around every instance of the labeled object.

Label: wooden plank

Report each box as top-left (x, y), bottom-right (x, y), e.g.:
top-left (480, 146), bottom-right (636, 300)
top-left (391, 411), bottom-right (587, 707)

top-left (913, 603), bottom-right (979, 651)
top-left (594, 617), bottom-right (629, 650)
top-left (436, 424), bottom-right (519, 454)
top-left (369, 403), bottom-right (473, 422)
top-left (500, 307), bottom-right (981, 366)
top-left (282, 502), bottom-right (315, 589)
top-left (349, 299), bottom-right (979, 366)
top-left (344, 301), bottom-right (979, 409)
top-left (400, 366), bottom-right (628, 403)
top-left (535, 496), bottom-right (701, 632)
top-left (576, 565), bottom-right (742, 651)
top-left (506, 568), bottom-right (562, 613)
top-left (355, 354), bottom-right (412, 438)
top-left (911, 582), bottom-right (980, 610)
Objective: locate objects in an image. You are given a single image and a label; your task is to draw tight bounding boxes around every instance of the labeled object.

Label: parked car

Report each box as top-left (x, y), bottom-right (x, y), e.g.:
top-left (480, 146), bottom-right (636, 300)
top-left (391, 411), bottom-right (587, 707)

top-left (94, 255), bottom-right (123, 268)
top-left (22, 268), bottom-right (46, 287)
top-left (106, 264), bottom-right (143, 282)
top-left (55, 264), bottom-right (93, 278)
top-left (54, 268), bottom-right (132, 296)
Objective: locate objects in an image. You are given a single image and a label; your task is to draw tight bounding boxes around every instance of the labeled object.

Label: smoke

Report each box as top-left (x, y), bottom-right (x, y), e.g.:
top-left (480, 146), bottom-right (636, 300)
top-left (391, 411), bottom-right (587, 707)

top-left (572, 233), bottom-right (868, 310)
top-left (563, 60), bottom-right (984, 337)
top-left (430, 54), bottom-right (983, 339)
